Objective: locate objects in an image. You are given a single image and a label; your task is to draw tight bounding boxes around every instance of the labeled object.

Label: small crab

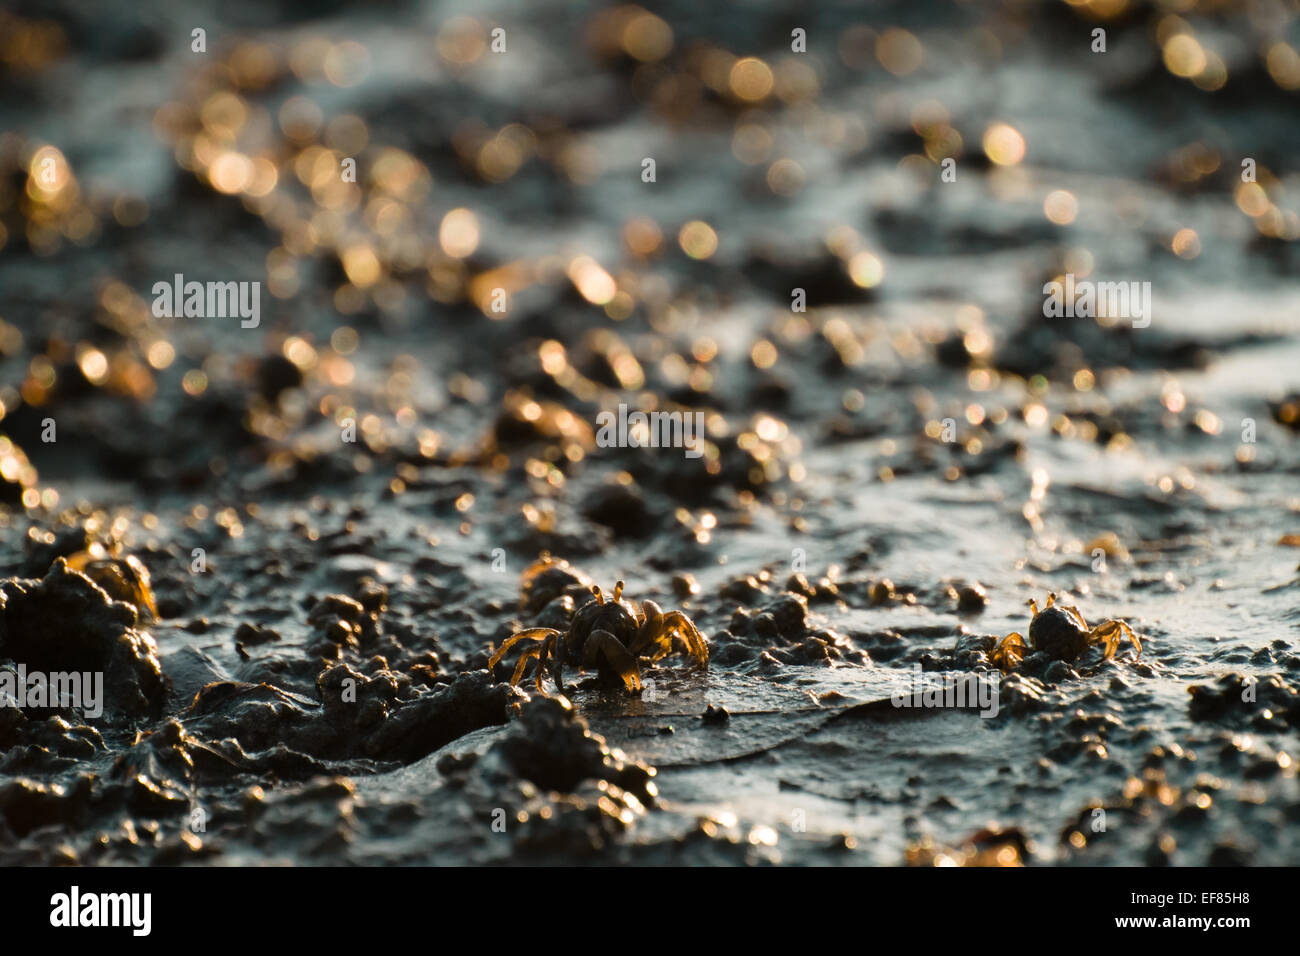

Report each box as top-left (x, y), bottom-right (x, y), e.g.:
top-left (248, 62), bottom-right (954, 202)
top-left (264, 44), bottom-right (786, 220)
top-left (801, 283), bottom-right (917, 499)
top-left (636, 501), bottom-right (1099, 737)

top-left (489, 580), bottom-right (708, 694)
top-left (989, 593), bottom-right (1141, 673)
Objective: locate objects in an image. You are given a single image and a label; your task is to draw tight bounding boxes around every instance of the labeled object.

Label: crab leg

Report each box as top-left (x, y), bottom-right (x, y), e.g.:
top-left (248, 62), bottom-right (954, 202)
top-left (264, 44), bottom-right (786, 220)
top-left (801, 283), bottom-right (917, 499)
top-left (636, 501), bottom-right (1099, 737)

top-left (489, 627), bottom-right (561, 675)
top-left (657, 632), bottom-right (697, 662)
top-left (1118, 621), bottom-right (1143, 658)
top-left (1091, 621), bottom-right (1120, 660)
top-left (533, 633), bottom-right (556, 693)
top-left (511, 645), bottom-right (544, 686)
top-left (662, 610), bottom-right (709, 668)
top-left (1089, 620), bottom-right (1142, 661)
top-left (629, 600), bottom-right (666, 658)
top-left (990, 631), bottom-right (1027, 672)
top-left (582, 629), bottom-right (643, 692)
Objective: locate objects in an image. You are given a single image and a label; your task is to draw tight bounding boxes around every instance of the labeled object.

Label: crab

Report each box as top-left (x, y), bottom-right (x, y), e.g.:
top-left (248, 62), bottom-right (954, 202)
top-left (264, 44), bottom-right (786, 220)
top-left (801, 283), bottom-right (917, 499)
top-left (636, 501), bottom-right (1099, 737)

top-left (489, 580), bottom-right (709, 694)
top-left (989, 592), bottom-right (1141, 673)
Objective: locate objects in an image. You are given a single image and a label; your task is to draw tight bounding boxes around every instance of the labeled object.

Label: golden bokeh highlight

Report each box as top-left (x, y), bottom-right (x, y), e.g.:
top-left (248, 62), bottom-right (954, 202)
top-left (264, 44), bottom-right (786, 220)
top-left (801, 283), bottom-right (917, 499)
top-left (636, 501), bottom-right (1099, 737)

top-left (678, 221), bottom-right (718, 260)
top-left (1265, 42), bottom-right (1300, 90)
top-left (1044, 190), bottom-right (1078, 225)
top-left (848, 251), bottom-right (884, 288)
top-left (1163, 34), bottom-right (1206, 78)
top-left (624, 217), bottom-right (662, 258)
top-left (1171, 227), bottom-right (1200, 259)
top-left (439, 208), bottom-right (480, 258)
top-left (730, 57), bottom-right (774, 102)
top-left (877, 28), bottom-right (923, 76)
top-left (982, 123), bottom-right (1025, 166)
top-left (567, 256), bottom-right (617, 305)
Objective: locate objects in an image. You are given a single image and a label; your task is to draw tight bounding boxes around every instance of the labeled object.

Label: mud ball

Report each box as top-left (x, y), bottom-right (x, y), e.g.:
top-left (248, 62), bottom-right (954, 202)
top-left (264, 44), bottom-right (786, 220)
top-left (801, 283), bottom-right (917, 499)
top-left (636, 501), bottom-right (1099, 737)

top-left (581, 481), bottom-right (652, 537)
top-left (520, 559), bottom-right (593, 615)
top-left (1269, 393), bottom-right (1300, 431)
top-left (957, 583), bottom-right (987, 613)
top-left (870, 579), bottom-right (896, 604)
top-left (671, 573), bottom-right (699, 599)
top-left (764, 594), bottom-right (809, 639)
top-left (702, 704), bottom-right (730, 724)
top-left (936, 332), bottom-right (977, 369)
top-left (256, 354), bottom-right (303, 400)
top-left (534, 594), bottom-right (575, 631)
top-left (1043, 660), bottom-right (1079, 683)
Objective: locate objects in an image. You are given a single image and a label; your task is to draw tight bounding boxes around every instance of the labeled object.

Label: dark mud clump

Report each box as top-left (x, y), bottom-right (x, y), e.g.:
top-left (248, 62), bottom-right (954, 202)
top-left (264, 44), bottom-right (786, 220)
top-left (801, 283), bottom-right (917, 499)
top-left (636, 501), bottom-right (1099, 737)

top-left (184, 667), bottom-right (522, 770)
top-left (441, 696), bottom-right (658, 859)
top-left (0, 559), bottom-right (164, 719)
